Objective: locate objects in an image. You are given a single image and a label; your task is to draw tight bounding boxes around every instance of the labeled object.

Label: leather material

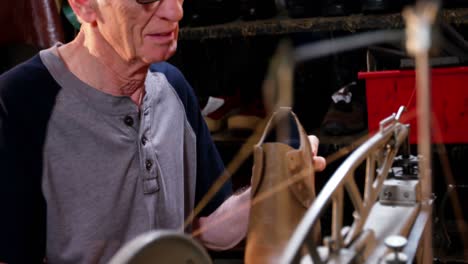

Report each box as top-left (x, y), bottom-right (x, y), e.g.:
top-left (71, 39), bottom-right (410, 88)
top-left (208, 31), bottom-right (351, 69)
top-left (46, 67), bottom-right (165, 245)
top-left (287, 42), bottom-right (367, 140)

top-left (0, 0), bottom-right (64, 48)
top-left (245, 107), bottom-right (320, 263)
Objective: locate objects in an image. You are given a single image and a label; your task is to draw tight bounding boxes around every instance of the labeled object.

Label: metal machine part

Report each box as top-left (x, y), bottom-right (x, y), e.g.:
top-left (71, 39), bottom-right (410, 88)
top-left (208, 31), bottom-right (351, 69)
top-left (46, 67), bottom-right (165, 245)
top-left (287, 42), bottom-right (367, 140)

top-left (281, 105), bottom-right (433, 263)
top-left (379, 179), bottom-right (420, 206)
top-left (383, 235), bottom-right (408, 264)
top-left (108, 230), bottom-right (212, 264)
top-left (390, 155), bottom-right (419, 180)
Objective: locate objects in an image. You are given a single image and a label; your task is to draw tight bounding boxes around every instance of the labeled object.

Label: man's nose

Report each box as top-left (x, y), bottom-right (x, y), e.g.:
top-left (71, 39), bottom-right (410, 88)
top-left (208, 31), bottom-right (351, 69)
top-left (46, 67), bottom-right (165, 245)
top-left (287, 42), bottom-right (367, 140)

top-left (155, 0), bottom-right (183, 22)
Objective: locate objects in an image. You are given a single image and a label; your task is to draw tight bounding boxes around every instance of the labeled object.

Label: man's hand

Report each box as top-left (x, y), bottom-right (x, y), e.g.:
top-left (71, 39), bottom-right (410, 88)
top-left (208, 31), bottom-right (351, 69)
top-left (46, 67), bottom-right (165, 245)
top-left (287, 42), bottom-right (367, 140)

top-left (194, 188), bottom-right (250, 251)
top-left (194, 135), bottom-right (325, 251)
top-left (308, 135), bottom-right (326, 172)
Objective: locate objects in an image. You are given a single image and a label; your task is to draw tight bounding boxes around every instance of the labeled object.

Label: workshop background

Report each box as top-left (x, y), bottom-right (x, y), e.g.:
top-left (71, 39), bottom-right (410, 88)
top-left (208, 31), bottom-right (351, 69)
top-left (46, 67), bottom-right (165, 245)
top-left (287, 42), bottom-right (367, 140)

top-left (1, 0), bottom-right (468, 263)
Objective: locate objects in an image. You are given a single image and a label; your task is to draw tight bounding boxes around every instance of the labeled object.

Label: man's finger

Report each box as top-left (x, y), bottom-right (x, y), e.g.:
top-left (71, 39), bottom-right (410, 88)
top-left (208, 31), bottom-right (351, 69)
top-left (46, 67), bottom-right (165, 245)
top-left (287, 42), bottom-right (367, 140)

top-left (308, 135), bottom-right (319, 156)
top-left (313, 156), bottom-right (327, 172)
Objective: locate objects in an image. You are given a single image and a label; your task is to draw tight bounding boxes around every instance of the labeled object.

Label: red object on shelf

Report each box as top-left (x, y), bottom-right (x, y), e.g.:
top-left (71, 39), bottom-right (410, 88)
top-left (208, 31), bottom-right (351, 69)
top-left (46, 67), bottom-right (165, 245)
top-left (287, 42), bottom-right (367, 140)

top-left (359, 67), bottom-right (468, 144)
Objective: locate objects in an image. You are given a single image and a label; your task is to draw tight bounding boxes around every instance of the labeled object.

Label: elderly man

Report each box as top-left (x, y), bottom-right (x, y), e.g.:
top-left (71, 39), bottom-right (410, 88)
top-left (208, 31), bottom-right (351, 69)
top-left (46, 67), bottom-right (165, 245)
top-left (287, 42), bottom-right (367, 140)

top-left (0, 0), bottom-right (326, 263)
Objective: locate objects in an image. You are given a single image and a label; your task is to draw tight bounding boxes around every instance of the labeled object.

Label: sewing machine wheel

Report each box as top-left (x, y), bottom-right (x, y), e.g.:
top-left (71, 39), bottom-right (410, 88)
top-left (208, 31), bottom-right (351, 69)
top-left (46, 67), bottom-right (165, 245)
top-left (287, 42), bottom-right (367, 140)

top-left (109, 230), bottom-right (212, 264)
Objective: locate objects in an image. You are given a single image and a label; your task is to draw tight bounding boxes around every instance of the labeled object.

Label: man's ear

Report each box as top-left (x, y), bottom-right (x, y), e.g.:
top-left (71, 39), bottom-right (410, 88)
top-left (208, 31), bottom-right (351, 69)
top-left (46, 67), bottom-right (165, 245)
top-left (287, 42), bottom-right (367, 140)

top-left (67, 0), bottom-right (97, 24)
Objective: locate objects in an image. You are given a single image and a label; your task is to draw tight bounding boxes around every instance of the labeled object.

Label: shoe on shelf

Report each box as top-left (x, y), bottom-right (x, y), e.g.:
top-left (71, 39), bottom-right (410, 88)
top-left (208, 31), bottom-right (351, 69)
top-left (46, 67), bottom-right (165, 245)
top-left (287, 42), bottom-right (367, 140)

top-left (201, 96), bottom-right (225, 116)
top-left (227, 99), bottom-right (266, 132)
top-left (321, 82), bottom-right (366, 136)
top-left (201, 94), bottom-right (241, 133)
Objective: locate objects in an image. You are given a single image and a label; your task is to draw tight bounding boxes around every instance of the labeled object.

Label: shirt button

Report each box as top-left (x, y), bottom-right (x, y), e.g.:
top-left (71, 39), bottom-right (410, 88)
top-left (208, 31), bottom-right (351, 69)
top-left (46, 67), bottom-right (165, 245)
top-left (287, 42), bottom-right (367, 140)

top-left (145, 160), bottom-right (153, 171)
top-left (124, 115), bottom-right (134, 126)
top-left (141, 136), bottom-right (148, 146)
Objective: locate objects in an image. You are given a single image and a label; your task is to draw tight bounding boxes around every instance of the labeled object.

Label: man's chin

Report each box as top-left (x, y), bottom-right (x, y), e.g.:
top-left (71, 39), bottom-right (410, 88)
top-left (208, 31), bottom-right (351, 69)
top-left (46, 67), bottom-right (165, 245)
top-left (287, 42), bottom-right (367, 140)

top-left (143, 42), bottom-right (178, 64)
top-left (163, 41), bottom-right (178, 60)
top-left (163, 49), bottom-right (177, 61)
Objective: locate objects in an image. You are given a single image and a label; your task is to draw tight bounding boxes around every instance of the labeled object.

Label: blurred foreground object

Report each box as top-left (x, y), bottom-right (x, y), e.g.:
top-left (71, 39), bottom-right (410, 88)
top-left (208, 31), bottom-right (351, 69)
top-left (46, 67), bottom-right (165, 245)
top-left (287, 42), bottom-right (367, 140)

top-left (0, 0), bottom-right (64, 48)
top-left (108, 231), bottom-right (212, 264)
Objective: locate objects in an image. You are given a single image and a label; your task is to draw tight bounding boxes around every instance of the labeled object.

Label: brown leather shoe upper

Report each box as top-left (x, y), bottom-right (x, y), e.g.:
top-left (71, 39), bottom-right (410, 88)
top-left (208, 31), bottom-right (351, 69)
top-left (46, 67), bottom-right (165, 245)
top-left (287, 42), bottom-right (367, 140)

top-left (245, 107), bottom-right (320, 263)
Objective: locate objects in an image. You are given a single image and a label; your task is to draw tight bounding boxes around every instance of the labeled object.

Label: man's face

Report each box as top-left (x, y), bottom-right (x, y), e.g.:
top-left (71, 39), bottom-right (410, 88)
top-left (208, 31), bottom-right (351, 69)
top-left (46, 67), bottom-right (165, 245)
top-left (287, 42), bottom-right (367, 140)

top-left (94, 0), bottom-right (183, 64)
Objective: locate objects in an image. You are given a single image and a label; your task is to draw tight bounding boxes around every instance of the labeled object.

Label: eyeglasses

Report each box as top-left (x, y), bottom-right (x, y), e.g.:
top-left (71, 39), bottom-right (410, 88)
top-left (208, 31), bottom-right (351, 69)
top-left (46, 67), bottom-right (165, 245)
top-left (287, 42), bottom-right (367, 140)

top-left (136, 0), bottom-right (160, 4)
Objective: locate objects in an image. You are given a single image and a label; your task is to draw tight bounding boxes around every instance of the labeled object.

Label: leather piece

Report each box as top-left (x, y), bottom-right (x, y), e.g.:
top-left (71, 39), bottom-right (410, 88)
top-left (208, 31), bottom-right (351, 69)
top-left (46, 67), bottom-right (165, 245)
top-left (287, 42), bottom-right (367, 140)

top-left (0, 0), bottom-right (64, 48)
top-left (245, 107), bottom-right (320, 263)
top-left (251, 146), bottom-right (264, 197)
top-left (286, 149), bottom-right (315, 208)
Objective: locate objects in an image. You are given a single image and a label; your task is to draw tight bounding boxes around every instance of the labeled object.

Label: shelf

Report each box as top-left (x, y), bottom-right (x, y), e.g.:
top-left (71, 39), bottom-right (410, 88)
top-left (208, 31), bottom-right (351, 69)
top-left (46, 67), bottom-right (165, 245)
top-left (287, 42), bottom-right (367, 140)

top-left (211, 128), bottom-right (369, 149)
top-left (179, 8), bottom-right (468, 40)
top-left (211, 130), bottom-right (251, 145)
